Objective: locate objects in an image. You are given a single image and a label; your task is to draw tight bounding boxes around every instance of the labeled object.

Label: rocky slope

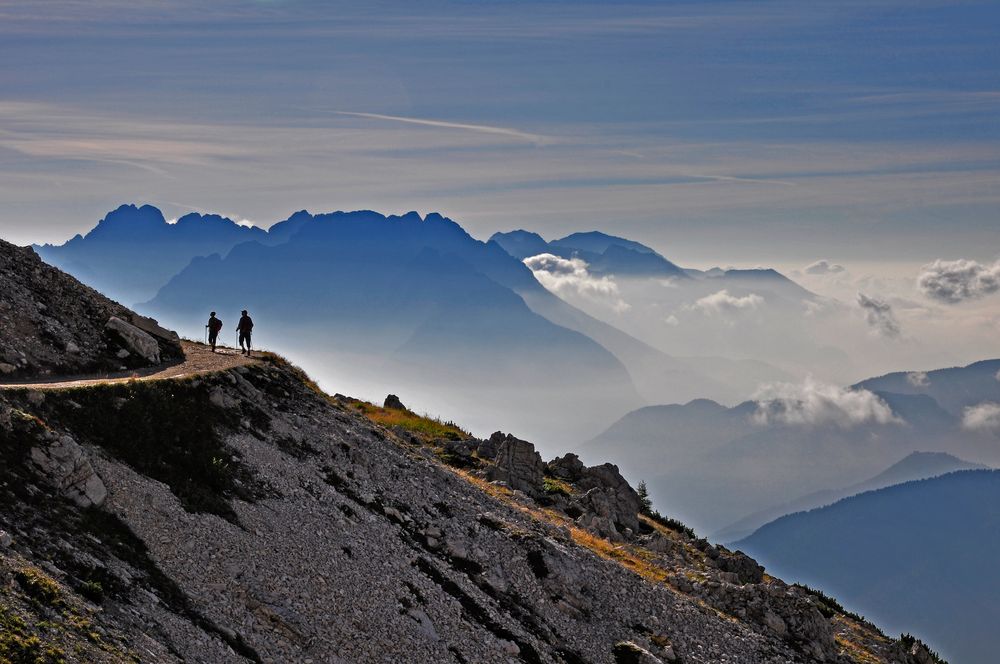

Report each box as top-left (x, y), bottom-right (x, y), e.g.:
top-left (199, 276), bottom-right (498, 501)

top-left (0, 238), bottom-right (182, 379)
top-left (0, 361), bottom-right (941, 664)
top-left (0, 254), bottom-right (940, 663)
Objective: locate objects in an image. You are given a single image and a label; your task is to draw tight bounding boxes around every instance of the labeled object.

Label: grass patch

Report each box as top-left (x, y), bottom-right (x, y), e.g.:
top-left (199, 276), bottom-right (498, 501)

top-left (14, 568), bottom-right (63, 609)
top-left (542, 477), bottom-right (573, 497)
top-left (0, 605), bottom-right (66, 664)
top-left (346, 399), bottom-right (469, 442)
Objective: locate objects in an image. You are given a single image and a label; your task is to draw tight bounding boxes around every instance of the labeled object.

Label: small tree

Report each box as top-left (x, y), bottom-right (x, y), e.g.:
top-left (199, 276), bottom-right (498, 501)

top-left (637, 480), bottom-right (653, 516)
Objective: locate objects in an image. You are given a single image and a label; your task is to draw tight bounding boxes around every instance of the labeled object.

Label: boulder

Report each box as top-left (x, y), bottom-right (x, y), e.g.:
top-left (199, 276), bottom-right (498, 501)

top-left (105, 316), bottom-right (160, 364)
top-left (613, 641), bottom-right (664, 664)
top-left (30, 434), bottom-right (108, 508)
top-left (717, 550), bottom-right (765, 584)
top-left (547, 453), bottom-right (585, 481)
top-left (572, 463), bottom-right (643, 534)
top-left (383, 394), bottom-right (406, 410)
top-left (486, 432), bottom-right (545, 496)
top-left (476, 432), bottom-right (502, 460)
top-left (126, 313), bottom-right (180, 343)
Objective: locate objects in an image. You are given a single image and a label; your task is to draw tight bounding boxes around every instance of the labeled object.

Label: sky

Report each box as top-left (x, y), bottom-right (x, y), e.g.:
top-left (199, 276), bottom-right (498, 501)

top-left (0, 0), bottom-right (998, 270)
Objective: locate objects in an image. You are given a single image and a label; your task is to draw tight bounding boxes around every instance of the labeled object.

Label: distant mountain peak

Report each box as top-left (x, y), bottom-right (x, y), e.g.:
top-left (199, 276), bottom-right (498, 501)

top-left (551, 230), bottom-right (657, 255)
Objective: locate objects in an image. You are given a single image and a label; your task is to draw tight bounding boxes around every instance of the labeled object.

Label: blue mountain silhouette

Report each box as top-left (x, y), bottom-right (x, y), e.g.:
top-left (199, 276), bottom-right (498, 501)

top-left (34, 204), bottom-right (267, 305)
top-left (735, 469), bottom-right (1000, 664)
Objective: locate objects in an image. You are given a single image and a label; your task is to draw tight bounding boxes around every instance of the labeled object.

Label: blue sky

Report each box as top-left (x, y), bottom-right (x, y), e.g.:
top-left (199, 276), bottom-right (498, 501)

top-left (1, 0), bottom-right (998, 267)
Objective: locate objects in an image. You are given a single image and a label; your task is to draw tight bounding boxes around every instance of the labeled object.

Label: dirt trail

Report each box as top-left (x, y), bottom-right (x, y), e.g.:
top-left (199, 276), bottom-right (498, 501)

top-left (0, 341), bottom-right (257, 391)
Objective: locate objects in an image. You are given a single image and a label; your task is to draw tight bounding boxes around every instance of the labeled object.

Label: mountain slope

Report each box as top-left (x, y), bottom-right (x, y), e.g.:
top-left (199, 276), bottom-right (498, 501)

top-left (736, 470), bottom-right (1000, 664)
top-left (712, 451), bottom-right (989, 543)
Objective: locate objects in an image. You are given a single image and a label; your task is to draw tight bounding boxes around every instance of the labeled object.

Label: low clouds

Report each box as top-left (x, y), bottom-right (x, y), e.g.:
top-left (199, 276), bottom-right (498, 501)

top-left (524, 253), bottom-right (629, 311)
top-left (804, 259), bottom-right (845, 276)
top-left (691, 289), bottom-right (764, 315)
top-left (917, 258), bottom-right (1000, 304)
top-left (857, 292), bottom-right (901, 339)
top-left (906, 371), bottom-right (930, 387)
top-left (961, 403), bottom-right (1000, 432)
top-left (753, 379), bottom-right (902, 428)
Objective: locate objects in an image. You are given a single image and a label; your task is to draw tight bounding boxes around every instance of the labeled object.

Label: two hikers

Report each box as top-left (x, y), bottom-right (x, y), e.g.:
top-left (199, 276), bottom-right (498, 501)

top-left (205, 309), bottom-right (254, 355)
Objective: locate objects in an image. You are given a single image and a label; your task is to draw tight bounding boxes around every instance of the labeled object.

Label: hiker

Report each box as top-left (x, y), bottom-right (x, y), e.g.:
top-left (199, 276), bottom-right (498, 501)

top-left (237, 309), bottom-right (254, 356)
top-left (206, 312), bottom-right (223, 352)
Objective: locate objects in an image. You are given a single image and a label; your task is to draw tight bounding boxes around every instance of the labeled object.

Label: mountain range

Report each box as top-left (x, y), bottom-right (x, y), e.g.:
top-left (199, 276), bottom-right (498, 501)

top-left (586, 359), bottom-right (1000, 534)
top-left (736, 469), bottom-right (1000, 664)
top-left (33, 205), bottom-right (806, 448)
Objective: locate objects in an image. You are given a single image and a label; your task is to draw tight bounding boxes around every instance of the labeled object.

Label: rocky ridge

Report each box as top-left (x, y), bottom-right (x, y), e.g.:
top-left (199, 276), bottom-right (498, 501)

top-left (0, 239), bottom-right (181, 379)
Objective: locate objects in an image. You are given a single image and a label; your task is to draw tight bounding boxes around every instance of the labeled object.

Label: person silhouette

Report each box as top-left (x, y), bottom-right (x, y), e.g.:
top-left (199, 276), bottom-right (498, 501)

top-left (237, 309), bottom-right (254, 356)
top-left (206, 312), bottom-right (223, 352)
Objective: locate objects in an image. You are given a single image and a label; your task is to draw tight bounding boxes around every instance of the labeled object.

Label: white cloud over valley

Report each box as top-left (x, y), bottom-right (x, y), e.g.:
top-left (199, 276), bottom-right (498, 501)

top-left (753, 379), bottom-right (902, 428)
top-left (524, 253), bottom-right (629, 312)
top-left (961, 402), bottom-right (1000, 432)
top-left (690, 289), bottom-right (764, 315)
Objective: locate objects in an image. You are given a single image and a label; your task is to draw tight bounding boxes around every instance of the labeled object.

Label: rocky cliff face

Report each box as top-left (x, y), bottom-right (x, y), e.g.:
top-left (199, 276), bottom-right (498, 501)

top-left (0, 239), bottom-right (181, 379)
top-left (0, 250), bottom-right (941, 664)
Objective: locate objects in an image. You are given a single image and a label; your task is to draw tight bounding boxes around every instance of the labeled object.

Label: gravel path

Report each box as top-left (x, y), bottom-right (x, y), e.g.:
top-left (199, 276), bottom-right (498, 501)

top-left (0, 341), bottom-right (256, 390)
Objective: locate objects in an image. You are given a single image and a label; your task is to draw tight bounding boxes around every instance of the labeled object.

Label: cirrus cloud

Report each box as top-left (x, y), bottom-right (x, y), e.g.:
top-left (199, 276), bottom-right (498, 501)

top-left (752, 378), bottom-right (902, 428)
top-left (917, 258), bottom-right (1000, 304)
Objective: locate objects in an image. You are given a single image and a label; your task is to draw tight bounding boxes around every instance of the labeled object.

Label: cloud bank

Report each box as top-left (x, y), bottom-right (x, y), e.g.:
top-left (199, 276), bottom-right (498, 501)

top-left (961, 402), bottom-right (1000, 432)
top-left (857, 292), bottom-right (901, 339)
top-left (906, 371), bottom-right (930, 387)
top-left (753, 378), bottom-right (902, 428)
top-left (524, 253), bottom-right (628, 311)
top-left (917, 258), bottom-right (1000, 304)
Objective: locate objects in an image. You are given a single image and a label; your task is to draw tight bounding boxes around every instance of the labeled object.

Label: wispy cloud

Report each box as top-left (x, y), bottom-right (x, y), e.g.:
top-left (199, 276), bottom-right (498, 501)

top-left (690, 289), bottom-right (764, 315)
top-left (333, 111), bottom-right (551, 145)
top-left (857, 292), bottom-right (901, 339)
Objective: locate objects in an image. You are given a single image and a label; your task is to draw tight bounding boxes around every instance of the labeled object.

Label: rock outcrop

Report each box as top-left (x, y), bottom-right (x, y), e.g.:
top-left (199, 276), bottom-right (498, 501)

top-left (29, 431), bottom-right (108, 508)
top-left (486, 431), bottom-right (546, 495)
